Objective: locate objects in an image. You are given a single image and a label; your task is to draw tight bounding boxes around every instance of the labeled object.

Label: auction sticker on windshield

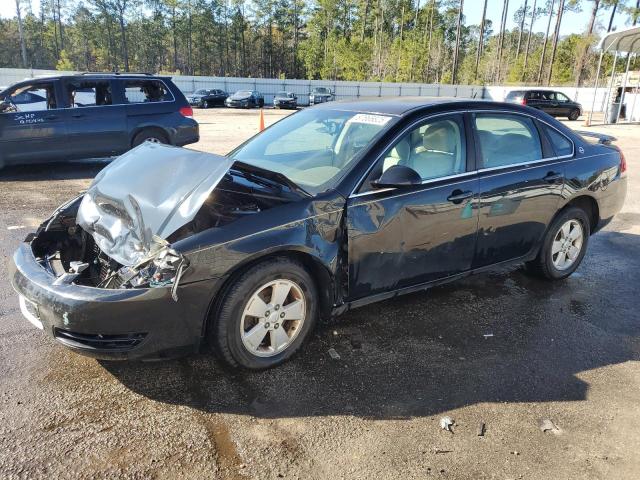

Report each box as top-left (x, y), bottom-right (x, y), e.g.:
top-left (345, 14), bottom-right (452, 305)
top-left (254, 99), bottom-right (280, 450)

top-left (350, 113), bottom-right (393, 126)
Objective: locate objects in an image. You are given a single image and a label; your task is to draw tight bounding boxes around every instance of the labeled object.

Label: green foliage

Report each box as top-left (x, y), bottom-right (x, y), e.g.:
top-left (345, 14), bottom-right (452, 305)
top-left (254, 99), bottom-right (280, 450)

top-left (0, 0), bottom-right (632, 86)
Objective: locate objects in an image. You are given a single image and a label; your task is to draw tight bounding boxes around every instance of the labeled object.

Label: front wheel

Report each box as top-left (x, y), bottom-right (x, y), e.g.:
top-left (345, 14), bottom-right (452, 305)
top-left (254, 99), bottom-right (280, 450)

top-left (201, 100), bottom-right (209, 109)
top-left (568, 109), bottom-right (580, 121)
top-left (525, 207), bottom-right (590, 280)
top-left (210, 258), bottom-right (318, 369)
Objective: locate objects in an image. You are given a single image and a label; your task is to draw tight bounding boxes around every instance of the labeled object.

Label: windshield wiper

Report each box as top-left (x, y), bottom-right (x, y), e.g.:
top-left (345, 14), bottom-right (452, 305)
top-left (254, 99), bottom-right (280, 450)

top-left (232, 161), bottom-right (312, 197)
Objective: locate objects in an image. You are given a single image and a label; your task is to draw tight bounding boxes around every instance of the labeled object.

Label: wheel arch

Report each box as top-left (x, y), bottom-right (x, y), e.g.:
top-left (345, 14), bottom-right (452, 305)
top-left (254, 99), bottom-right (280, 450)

top-left (202, 248), bottom-right (336, 341)
top-left (561, 194), bottom-right (600, 234)
top-left (129, 124), bottom-right (174, 147)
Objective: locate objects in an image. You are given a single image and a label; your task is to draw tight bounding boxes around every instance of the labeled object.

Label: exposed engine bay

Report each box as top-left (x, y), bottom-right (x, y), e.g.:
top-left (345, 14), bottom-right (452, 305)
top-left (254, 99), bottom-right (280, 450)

top-left (27, 144), bottom-right (297, 299)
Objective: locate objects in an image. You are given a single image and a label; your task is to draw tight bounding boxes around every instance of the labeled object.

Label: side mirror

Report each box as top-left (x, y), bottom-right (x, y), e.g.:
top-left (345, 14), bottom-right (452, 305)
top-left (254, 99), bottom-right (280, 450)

top-left (371, 165), bottom-right (422, 189)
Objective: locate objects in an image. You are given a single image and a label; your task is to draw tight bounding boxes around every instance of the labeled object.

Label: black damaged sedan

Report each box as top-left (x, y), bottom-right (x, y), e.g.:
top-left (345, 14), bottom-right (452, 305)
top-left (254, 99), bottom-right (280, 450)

top-left (10, 99), bottom-right (627, 369)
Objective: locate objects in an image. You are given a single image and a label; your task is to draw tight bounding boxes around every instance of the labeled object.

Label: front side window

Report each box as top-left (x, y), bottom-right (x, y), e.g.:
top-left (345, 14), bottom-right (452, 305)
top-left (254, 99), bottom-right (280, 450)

top-left (380, 115), bottom-right (466, 182)
top-left (556, 92), bottom-right (570, 102)
top-left (123, 80), bottom-right (172, 103)
top-left (474, 114), bottom-right (542, 168)
top-left (3, 83), bottom-right (57, 112)
top-left (65, 80), bottom-right (112, 107)
top-left (230, 109), bottom-right (395, 194)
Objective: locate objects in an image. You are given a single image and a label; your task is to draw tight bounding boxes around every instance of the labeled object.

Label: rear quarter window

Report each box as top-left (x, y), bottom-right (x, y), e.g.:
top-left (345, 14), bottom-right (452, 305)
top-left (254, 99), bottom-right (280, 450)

top-left (542, 124), bottom-right (574, 157)
top-left (123, 80), bottom-right (173, 103)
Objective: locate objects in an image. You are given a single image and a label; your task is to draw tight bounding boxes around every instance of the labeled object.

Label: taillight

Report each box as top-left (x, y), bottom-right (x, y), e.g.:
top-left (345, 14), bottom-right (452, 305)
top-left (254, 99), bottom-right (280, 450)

top-left (618, 146), bottom-right (627, 174)
top-left (179, 106), bottom-right (193, 118)
top-left (521, 98), bottom-right (527, 105)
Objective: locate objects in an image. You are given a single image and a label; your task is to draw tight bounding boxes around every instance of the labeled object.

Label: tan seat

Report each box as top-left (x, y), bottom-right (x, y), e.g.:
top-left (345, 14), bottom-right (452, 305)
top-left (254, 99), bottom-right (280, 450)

top-left (411, 121), bottom-right (460, 180)
top-left (382, 138), bottom-right (411, 172)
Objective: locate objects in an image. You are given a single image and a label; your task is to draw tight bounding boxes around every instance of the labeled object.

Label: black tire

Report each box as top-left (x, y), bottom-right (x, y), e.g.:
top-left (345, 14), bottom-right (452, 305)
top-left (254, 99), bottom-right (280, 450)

top-left (132, 128), bottom-right (169, 147)
top-left (568, 109), bottom-right (580, 121)
top-left (258, 99), bottom-right (264, 108)
top-left (201, 100), bottom-right (209, 109)
top-left (525, 206), bottom-right (590, 280)
top-left (209, 257), bottom-right (318, 370)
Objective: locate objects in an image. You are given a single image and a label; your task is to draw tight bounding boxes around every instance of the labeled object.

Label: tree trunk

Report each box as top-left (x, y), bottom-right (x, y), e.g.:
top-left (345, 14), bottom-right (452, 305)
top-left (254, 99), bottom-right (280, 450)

top-left (424, 0), bottom-right (435, 82)
top-left (522, 0), bottom-right (536, 81)
top-left (516, 0), bottom-right (528, 59)
top-left (118, 11), bottom-right (129, 72)
top-left (172, 5), bottom-right (178, 72)
top-left (187, 0), bottom-right (193, 75)
top-left (575, 0), bottom-right (599, 87)
top-left (536, 0), bottom-right (555, 85)
top-left (546, 0), bottom-right (564, 86)
top-left (607, 0), bottom-right (618, 32)
top-left (56, 0), bottom-right (64, 50)
top-left (475, 0), bottom-right (488, 80)
top-left (452, 0), bottom-right (464, 84)
top-left (15, 0), bottom-right (28, 68)
top-left (495, 0), bottom-right (510, 83)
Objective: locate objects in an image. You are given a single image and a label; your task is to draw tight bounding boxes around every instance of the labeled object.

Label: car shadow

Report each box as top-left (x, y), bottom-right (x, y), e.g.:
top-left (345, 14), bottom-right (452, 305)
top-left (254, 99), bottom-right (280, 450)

top-left (0, 159), bottom-right (110, 182)
top-left (101, 226), bottom-right (640, 420)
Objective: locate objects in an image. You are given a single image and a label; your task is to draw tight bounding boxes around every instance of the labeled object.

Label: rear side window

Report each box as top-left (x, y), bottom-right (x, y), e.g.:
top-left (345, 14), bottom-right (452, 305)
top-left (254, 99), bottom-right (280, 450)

top-left (542, 124), bottom-right (573, 157)
top-left (506, 91), bottom-right (523, 100)
top-left (123, 80), bottom-right (173, 103)
top-left (65, 80), bottom-right (112, 107)
top-left (7, 83), bottom-right (57, 111)
top-left (474, 114), bottom-right (542, 168)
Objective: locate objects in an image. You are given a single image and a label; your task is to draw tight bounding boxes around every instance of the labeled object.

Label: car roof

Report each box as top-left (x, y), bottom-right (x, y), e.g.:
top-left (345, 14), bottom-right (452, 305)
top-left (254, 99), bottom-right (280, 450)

top-left (310, 97), bottom-right (514, 116)
top-left (7, 74), bottom-right (170, 87)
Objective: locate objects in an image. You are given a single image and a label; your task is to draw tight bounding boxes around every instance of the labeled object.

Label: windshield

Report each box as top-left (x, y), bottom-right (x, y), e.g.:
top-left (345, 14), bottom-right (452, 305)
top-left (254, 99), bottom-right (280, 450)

top-left (276, 92), bottom-right (292, 97)
top-left (194, 89), bottom-right (207, 95)
top-left (235, 90), bottom-right (251, 96)
top-left (229, 109), bottom-right (396, 195)
top-left (313, 88), bottom-right (329, 94)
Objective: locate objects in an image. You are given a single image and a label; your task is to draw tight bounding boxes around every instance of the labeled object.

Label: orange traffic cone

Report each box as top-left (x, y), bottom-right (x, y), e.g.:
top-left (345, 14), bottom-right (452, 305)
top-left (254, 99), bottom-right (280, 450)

top-left (259, 108), bottom-right (265, 132)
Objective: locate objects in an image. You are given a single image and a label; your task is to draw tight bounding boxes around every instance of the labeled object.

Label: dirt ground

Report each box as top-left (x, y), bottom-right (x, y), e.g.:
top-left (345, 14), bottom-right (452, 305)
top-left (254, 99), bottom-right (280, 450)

top-left (1, 107), bottom-right (639, 480)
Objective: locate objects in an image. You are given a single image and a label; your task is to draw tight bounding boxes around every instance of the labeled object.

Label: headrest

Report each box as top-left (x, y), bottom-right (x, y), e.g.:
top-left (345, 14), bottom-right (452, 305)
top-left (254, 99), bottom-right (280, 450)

top-left (423, 121), bottom-right (457, 153)
top-left (389, 138), bottom-right (410, 160)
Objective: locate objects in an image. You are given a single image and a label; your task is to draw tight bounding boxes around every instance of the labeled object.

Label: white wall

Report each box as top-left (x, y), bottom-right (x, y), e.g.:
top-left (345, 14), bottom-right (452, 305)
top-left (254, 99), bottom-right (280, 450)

top-left (0, 67), bottom-right (633, 114)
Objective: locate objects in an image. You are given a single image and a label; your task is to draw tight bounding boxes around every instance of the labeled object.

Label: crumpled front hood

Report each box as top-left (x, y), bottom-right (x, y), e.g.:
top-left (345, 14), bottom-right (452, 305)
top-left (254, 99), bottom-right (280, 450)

top-left (76, 143), bottom-right (234, 267)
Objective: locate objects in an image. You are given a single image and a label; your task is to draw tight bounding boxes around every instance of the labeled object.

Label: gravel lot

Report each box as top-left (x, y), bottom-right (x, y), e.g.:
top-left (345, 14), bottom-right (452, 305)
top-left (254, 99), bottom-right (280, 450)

top-left (1, 107), bottom-right (639, 480)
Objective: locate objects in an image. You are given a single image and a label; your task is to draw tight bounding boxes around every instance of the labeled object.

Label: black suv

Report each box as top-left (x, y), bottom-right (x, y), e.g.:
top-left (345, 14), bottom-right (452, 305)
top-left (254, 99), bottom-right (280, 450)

top-left (505, 90), bottom-right (582, 120)
top-left (0, 73), bottom-right (199, 169)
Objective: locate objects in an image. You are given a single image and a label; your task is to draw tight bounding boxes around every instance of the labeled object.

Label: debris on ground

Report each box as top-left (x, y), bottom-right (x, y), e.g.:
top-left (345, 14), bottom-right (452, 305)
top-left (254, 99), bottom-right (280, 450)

top-left (328, 348), bottom-right (341, 360)
top-left (350, 331), bottom-right (363, 349)
top-left (510, 450), bottom-right (520, 456)
top-left (477, 422), bottom-right (485, 436)
top-left (432, 447), bottom-right (452, 454)
top-left (440, 416), bottom-right (454, 432)
top-left (483, 333), bottom-right (494, 338)
top-left (538, 418), bottom-right (561, 434)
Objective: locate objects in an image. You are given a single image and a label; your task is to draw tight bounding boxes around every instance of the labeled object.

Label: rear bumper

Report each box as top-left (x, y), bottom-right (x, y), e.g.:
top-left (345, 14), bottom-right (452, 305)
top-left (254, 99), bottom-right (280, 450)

top-left (9, 243), bottom-right (212, 360)
top-left (174, 120), bottom-right (199, 147)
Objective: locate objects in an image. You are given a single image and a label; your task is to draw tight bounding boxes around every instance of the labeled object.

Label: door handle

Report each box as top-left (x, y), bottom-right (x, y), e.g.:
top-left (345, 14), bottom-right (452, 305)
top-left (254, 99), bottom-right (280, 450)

top-left (447, 189), bottom-right (474, 204)
top-left (71, 113), bottom-right (85, 118)
top-left (543, 171), bottom-right (564, 183)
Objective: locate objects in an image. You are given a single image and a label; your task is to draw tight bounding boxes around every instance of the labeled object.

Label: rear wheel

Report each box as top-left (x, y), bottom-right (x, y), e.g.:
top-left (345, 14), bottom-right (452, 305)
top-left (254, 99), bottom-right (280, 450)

top-left (210, 257), bottom-right (318, 369)
top-left (132, 128), bottom-right (169, 147)
top-left (201, 100), bottom-right (209, 109)
top-left (568, 109), bottom-right (580, 121)
top-left (525, 207), bottom-right (590, 280)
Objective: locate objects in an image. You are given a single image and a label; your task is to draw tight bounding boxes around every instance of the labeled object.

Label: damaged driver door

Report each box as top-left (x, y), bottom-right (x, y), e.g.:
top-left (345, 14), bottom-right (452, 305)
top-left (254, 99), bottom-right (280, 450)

top-left (345, 113), bottom-right (479, 301)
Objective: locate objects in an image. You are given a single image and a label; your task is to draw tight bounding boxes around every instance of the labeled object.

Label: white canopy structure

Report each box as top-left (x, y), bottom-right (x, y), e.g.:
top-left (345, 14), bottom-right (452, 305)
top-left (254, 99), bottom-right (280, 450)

top-left (588, 26), bottom-right (640, 125)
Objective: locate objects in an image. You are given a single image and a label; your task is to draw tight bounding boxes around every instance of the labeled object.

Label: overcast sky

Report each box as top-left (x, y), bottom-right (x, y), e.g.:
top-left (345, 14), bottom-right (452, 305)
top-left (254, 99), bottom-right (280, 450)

top-left (0, 0), bottom-right (633, 37)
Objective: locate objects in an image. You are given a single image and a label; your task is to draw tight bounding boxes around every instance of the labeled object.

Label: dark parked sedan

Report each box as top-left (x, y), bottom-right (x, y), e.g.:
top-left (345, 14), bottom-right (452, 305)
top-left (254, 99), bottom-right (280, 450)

top-left (225, 90), bottom-right (264, 108)
top-left (273, 91), bottom-right (298, 109)
top-left (187, 89), bottom-right (228, 108)
top-left (10, 99), bottom-right (626, 369)
top-left (506, 89), bottom-right (582, 120)
top-left (309, 87), bottom-right (333, 105)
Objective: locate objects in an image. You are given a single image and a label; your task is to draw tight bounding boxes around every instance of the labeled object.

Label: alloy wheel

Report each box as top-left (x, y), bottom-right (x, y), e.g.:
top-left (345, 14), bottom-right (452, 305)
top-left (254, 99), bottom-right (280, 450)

top-left (551, 219), bottom-right (584, 271)
top-left (240, 279), bottom-right (306, 357)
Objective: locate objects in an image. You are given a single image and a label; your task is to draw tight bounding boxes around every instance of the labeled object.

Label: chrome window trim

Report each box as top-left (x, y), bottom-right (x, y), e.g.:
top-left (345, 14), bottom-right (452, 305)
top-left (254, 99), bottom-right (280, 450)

top-left (349, 108), bottom-right (577, 199)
